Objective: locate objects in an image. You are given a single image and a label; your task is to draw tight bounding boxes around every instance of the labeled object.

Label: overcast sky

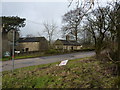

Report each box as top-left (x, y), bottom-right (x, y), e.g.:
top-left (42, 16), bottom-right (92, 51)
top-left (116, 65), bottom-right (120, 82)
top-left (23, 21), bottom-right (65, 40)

top-left (1, 0), bottom-right (113, 40)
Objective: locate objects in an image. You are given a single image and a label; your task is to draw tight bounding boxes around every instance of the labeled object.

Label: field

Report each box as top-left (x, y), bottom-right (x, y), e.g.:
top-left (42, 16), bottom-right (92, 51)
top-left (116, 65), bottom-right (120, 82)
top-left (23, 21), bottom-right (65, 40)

top-left (2, 57), bottom-right (119, 88)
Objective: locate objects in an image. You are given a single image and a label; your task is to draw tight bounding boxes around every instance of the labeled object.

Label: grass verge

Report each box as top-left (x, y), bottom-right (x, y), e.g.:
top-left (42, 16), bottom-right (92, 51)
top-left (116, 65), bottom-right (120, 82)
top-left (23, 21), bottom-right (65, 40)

top-left (2, 49), bottom-right (94, 61)
top-left (2, 57), bottom-right (118, 88)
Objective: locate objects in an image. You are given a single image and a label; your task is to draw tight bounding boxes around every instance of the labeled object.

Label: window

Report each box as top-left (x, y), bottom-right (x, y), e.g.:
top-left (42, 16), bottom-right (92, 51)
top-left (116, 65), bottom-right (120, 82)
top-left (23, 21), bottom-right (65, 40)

top-left (22, 49), bottom-right (24, 52)
top-left (26, 48), bottom-right (29, 52)
top-left (71, 47), bottom-right (73, 50)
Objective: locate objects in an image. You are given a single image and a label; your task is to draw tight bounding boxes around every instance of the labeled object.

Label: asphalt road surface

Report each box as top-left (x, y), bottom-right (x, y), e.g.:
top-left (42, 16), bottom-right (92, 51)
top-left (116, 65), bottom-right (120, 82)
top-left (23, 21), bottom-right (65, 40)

top-left (2, 51), bottom-right (95, 72)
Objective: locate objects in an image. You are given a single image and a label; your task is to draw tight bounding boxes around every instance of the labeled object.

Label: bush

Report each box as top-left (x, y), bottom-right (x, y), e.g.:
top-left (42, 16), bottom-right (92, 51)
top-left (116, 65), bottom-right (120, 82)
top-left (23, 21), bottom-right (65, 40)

top-left (74, 48), bottom-right (95, 52)
top-left (45, 49), bottom-right (59, 54)
top-left (114, 76), bottom-right (120, 88)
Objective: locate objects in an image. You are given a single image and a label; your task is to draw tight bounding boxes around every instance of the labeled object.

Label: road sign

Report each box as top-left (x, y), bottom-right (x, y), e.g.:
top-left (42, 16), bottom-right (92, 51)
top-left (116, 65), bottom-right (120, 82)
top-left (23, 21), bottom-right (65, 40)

top-left (4, 51), bottom-right (10, 57)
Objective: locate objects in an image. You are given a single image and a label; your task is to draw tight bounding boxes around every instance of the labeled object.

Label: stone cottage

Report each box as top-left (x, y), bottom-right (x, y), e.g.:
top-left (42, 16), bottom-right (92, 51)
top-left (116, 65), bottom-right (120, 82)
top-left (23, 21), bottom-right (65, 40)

top-left (17, 37), bottom-right (48, 52)
top-left (54, 35), bottom-right (82, 51)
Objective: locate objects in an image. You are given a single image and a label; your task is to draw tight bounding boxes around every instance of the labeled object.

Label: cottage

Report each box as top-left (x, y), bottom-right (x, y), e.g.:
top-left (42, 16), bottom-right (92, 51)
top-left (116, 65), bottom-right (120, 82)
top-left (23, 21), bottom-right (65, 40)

top-left (54, 39), bottom-right (82, 51)
top-left (17, 37), bottom-right (48, 52)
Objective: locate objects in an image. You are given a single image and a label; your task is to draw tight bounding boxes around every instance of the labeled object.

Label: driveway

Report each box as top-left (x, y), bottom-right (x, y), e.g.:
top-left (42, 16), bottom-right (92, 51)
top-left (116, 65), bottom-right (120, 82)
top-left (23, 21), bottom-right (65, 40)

top-left (2, 51), bottom-right (95, 71)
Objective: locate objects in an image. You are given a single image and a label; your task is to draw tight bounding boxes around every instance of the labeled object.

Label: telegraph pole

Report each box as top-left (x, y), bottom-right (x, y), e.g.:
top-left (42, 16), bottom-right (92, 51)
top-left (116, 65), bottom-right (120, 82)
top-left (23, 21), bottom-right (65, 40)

top-left (12, 29), bottom-right (15, 72)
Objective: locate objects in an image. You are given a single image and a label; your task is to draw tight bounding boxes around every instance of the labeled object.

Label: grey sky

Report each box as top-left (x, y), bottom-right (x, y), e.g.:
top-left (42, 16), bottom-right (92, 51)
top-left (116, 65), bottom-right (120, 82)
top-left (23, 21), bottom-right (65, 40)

top-left (2, 0), bottom-right (113, 40)
top-left (2, 2), bottom-right (70, 39)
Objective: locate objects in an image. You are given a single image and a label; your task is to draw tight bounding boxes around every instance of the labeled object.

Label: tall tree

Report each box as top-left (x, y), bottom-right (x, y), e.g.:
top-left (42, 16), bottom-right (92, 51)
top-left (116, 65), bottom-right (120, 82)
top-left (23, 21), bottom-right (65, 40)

top-left (62, 0), bottom-right (94, 41)
top-left (68, 0), bottom-right (94, 13)
top-left (62, 8), bottom-right (81, 41)
top-left (1, 16), bottom-right (26, 56)
top-left (43, 21), bottom-right (57, 47)
top-left (1, 16), bottom-right (26, 45)
top-left (1, 16), bottom-right (26, 33)
top-left (86, 6), bottom-right (110, 56)
top-left (108, 1), bottom-right (120, 61)
top-left (107, 1), bottom-right (120, 76)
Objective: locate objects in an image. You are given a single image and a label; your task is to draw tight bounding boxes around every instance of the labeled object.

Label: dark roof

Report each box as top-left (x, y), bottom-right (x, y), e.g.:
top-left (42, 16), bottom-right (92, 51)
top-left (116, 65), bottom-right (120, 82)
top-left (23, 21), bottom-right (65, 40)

top-left (18, 37), bottom-right (46, 42)
top-left (56, 39), bottom-right (81, 46)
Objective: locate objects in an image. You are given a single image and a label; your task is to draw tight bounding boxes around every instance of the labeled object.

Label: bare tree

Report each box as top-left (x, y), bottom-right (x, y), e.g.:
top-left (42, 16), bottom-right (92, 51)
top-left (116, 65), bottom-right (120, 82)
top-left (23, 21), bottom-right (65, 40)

top-left (62, 0), bottom-right (94, 41)
top-left (43, 21), bottom-right (57, 46)
top-left (68, 0), bottom-right (94, 13)
top-left (107, 1), bottom-right (120, 75)
top-left (108, 1), bottom-right (120, 61)
top-left (85, 6), bottom-right (111, 56)
top-left (62, 8), bottom-right (81, 41)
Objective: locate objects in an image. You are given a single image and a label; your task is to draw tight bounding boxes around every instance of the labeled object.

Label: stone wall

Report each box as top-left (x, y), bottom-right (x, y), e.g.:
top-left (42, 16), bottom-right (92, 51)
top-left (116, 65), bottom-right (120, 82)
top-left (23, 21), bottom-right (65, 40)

top-left (39, 39), bottom-right (48, 51)
top-left (18, 42), bottom-right (39, 52)
top-left (55, 45), bottom-right (81, 51)
top-left (17, 40), bottom-right (48, 52)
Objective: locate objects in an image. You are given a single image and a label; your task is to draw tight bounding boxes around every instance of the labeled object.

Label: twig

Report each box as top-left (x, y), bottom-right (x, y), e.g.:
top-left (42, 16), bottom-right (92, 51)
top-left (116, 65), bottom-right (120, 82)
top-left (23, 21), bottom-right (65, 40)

top-left (106, 51), bottom-right (120, 63)
top-left (106, 51), bottom-right (115, 62)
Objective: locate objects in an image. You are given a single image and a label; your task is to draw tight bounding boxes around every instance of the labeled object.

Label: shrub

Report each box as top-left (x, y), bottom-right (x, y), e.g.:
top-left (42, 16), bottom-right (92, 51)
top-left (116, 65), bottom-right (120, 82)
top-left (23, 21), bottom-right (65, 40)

top-left (45, 49), bottom-right (59, 54)
top-left (114, 76), bottom-right (120, 88)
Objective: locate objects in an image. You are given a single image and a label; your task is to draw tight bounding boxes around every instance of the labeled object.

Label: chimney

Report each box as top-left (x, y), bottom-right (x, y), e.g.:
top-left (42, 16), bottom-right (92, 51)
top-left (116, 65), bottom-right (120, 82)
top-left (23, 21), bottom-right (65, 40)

top-left (66, 35), bottom-right (69, 41)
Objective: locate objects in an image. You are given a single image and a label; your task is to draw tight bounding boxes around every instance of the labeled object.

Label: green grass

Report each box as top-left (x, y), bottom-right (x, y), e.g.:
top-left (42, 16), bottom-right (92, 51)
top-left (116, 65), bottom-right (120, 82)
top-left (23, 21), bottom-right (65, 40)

top-left (2, 57), bottom-right (118, 88)
top-left (2, 48), bottom-right (94, 61)
top-left (2, 53), bottom-right (45, 61)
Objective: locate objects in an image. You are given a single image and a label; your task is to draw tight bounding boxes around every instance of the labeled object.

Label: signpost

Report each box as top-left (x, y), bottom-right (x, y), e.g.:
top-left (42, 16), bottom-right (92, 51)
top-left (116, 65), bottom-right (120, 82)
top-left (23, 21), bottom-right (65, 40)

top-left (12, 30), bottom-right (15, 72)
top-left (8, 29), bottom-right (19, 72)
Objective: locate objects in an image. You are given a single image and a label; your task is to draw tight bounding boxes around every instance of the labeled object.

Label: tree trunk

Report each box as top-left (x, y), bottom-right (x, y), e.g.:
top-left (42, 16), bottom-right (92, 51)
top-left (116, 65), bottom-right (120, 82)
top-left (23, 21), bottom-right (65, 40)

top-left (116, 7), bottom-right (120, 75)
top-left (117, 27), bottom-right (120, 61)
top-left (95, 38), bottom-right (104, 58)
top-left (117, 20), bottom-right (120, 75)
top-left (75, 27), bottom-right (77, 42)
top-left (95, 50), bottom-right (100, 57)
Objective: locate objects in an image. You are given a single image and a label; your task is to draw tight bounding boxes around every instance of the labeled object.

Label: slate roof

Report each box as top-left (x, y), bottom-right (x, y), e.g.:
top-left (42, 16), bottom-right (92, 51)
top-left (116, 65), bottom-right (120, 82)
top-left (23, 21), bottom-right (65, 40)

top-left (57, 39), bottom-right (81, 46)
top-left (18, 37), bottom-right (46, 42)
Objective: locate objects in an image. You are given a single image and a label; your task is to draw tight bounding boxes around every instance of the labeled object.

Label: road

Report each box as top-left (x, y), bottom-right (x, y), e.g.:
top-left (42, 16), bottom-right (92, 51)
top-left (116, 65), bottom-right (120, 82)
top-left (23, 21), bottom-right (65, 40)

top-left (2, 51), bottom-right (95, 71)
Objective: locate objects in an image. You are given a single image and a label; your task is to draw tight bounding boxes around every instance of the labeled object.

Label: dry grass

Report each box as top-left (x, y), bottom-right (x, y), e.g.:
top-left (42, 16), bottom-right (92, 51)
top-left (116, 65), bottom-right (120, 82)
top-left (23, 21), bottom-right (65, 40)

top-left (2, 57), bottom-right (118, 88)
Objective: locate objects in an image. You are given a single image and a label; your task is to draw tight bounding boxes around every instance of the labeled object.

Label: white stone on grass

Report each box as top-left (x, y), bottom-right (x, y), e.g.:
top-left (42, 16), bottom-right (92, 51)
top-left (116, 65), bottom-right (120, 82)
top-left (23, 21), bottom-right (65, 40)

top-left (59, 60), bottom-right (68, 66)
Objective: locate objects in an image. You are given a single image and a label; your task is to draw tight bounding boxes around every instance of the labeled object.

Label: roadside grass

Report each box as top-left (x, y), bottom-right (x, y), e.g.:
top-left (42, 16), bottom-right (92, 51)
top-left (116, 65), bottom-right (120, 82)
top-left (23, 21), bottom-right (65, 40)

top-left (2, 53), bottom-right (45, 61)
top-left (2, 57), bottom-right (118, 88)
top-left (2, 49), bottom-right (95, 61)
